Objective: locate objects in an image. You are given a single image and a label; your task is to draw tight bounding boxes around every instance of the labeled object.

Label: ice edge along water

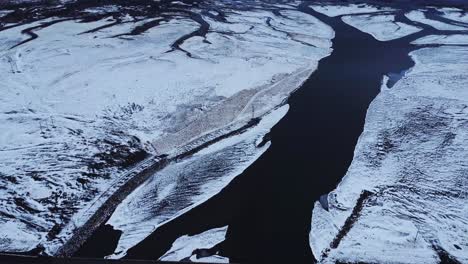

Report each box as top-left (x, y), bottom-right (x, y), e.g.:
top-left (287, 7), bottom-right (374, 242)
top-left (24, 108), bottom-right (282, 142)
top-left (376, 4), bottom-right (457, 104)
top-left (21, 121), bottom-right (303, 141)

top-left (310, 34), bottom-right (468, 264)
top-left (106, 105), bottom-right (289, 259)
top-left (160, 226), bottom-right (228, 263)
top-left (341, 14), bottom-right (422, 41)
top-left (309, 3), bottom-right (468, 264)
top-left (0, 4), bottom-right (334, 256)
top-left (103, 8), bottom-right (338, 257)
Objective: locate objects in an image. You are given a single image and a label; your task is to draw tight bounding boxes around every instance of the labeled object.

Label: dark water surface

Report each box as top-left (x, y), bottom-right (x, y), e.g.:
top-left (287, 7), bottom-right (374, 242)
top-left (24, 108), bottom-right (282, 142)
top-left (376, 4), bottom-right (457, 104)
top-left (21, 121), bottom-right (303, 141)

top-left (77, 5), bottom-right (418, 264)
top-left (117, 7), bottom-right (417, 264)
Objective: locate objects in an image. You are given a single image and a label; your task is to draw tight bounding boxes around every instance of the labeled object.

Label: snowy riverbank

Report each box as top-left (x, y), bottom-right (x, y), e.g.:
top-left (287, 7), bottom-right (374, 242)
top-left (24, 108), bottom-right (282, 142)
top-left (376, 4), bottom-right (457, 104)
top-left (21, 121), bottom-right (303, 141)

top-left (0, 0), bottom-right (333, 256)
top-left (309, 3), bottom-right (468, 263)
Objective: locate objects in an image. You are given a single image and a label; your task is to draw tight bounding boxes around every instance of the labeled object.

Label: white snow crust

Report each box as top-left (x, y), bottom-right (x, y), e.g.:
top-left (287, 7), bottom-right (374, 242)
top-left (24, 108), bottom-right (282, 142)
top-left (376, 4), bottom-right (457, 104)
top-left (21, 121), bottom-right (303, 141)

top-left (412, 34), bottom-right (468, 45)
top-left (107, 106), bottom-right (288, 258)
top-left (440, 8), bottom-right (468, 24)
top-left (342, 14), bottom-right (421, 41)
top-left (160, 226), bottom-right (228, 263)
top-left (0, 4), bottom-right (333, 254)
top-left (406, 10), bottom-right (467, 30)
top-left (310, 46), bottom-right (468, 264)
top-left (310, 4), bottom-right (394, 17)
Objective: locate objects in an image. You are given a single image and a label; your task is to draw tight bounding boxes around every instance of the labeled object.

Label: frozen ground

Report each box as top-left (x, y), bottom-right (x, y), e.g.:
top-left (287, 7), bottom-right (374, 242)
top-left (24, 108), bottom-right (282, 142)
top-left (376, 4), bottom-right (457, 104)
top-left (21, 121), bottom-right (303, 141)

top-left (310, 32), bottom-right (468, 264)
top-left (160, 226), bottom-right (228, 263)
top-left (311, 2), bottom-right (468, 42)
top-left (309, 2), bottom-right (468, 264)
top-left (342, 14), bottom-right (421, 41)
top-left (412, 34), bottom-right (468, 44)
top-left (310, 4), bottom-right (394, 18)
top-left (406, 10), bottom-right (467, 30)
top-left (441, 7), bottom-right (468, 24)
top-left (0, 0), bottom-right (333, 256)
top-left (107, 106), bottom-right (287, 258)
top-left (3, 0), bottom-right (467, 261)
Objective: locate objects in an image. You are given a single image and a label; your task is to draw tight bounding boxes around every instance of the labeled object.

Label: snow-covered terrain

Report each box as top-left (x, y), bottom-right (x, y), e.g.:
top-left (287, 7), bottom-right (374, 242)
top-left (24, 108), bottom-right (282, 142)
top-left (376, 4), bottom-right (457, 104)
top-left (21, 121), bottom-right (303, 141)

top-left (342, 14), bottom-right (421, 41)
top-left (308, 3), bottom-right (468, 264)
top-left (310, 4), bottom-right (394, 18)
top-left (441, 7), bottom-right (468, 24)
top-left (406, 10), bottom-right (467, 30)
top-left (311, 3), bottom-right (419, 42)
top-left (310, 35), bottom-right (468, 264)
top-left (412, 34), bottom-right (468, 44)
top-left (312, 3), bottom-right (468, 43)
top-left (107, 106), bottom-right (287, 258)
top-left (0, 0), bottom-right (333, 256)
top-left (104, 8), bottom-right (335, 257)
top-left (160, 226), bottom-right (228, 263)
top-left (3, 0), bottom-right (467, 262)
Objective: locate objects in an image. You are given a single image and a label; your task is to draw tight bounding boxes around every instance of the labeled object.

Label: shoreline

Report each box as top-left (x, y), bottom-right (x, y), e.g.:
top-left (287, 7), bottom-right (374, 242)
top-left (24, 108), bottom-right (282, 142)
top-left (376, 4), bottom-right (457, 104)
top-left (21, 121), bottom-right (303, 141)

top-left (115, 4), bottom-right (421, 263)
top-left (46, 63), bottom-right (326, 257)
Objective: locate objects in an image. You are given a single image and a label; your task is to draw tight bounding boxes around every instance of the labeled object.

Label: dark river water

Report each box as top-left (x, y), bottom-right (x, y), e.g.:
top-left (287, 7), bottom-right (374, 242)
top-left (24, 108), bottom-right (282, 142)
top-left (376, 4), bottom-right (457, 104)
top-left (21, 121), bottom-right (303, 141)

top-left (76, 5), bottom-right (418, 264)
